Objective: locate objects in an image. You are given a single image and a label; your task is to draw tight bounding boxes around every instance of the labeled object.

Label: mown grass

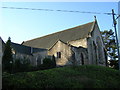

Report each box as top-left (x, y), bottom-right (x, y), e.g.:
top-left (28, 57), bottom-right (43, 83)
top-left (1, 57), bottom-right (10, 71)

top-left (2, 65), bottom-right (120, 89)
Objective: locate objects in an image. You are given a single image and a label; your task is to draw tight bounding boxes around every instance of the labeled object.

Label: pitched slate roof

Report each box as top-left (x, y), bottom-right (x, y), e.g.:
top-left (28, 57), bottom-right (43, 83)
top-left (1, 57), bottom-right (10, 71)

top-left (11, 42), bottom-right (31, 55)
top-left (11, 42), bottom-right (46, 55)
top-left (23, 21), bottom-right (96, 49)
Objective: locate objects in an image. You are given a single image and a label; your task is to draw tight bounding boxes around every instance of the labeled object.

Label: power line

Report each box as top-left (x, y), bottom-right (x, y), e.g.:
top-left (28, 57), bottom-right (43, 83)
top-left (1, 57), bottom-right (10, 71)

top-left (2, 6), bottom-right (119, 15)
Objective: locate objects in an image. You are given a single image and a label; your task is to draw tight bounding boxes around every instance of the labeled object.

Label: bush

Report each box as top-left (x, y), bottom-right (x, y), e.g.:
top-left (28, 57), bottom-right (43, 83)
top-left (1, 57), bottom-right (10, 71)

top-left (12, 58), bottom-right (33, 73)
top-left (43, 58), bottom-right (54, 69)
top-left (23, 57), bottom-right (57, 72)
top-left (42, 57), bottom-right (56, 69)
top-left (10, 57), bottom-right (57, 73)
top-left (109, 60), bottom-right (119, 70)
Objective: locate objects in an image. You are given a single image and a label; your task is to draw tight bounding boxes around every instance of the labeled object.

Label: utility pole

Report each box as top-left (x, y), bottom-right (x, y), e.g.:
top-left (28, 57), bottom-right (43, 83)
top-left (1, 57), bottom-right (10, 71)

top-left (112, 9), bottom-right (120, 70)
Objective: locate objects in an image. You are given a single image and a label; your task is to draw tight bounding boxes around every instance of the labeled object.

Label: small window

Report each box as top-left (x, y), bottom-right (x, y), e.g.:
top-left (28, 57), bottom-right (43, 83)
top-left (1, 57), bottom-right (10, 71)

top-left (57, 52), bottom-right (61, 58)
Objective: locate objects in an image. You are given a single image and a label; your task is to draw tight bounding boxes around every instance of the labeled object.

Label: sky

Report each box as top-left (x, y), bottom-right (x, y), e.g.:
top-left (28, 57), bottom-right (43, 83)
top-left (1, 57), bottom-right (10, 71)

top-left (118, 1), bottom-right (120, 50)
top-left (1, 2), bottom-right (119, 44)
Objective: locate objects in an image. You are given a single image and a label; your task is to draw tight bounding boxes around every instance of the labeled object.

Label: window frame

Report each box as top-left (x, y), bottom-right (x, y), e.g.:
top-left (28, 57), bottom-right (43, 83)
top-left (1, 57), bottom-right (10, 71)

top-left (57, 52), bottom-right (61, 58)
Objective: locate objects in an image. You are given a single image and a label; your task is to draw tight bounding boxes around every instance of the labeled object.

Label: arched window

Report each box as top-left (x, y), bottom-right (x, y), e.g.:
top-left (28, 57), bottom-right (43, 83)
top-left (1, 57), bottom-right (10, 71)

top-left (37, 56), bottom-right (41, 66)
top-left (89, 41), bottom-right (93, 64)
top-left (81, 53), bottom-right (84, 65)
top-left (93, 41), bottom-right (97, 65)
top-left (96, 37), bottom-right (103, 64)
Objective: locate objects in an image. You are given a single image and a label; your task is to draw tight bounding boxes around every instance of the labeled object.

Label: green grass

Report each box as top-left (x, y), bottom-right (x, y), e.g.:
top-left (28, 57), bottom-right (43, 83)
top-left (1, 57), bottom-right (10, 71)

top-left (2, 65), bottom-right (120, 88)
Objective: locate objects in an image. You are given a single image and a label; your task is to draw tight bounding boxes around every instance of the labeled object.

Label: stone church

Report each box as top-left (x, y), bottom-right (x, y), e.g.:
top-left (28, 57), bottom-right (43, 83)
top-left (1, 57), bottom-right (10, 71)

top-left (0, 19), bottom-right (107, 67)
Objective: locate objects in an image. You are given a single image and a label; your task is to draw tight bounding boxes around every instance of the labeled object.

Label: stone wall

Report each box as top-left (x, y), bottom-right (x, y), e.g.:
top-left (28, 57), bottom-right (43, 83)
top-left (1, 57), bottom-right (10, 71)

top-left (0, 38), bottom-right (2, 65)
top-left (0, 37), bottom-right (5, 65)
top-left (48, 40), bottom-right (73, 66)
top-left (72, 47), bottom-right (88, 65)
top-left (13, 53), bottom-right (33, 64)
top-left (68, 38), bottom-right (87, 48)
top-left (87, 22), bottom-right (106, 66)
top-left (32, 50), bottom-right (47, 66)
top-left (0, 38), bottom-right (2, 90)
top-left (13, 49), bottom-right (47, 66)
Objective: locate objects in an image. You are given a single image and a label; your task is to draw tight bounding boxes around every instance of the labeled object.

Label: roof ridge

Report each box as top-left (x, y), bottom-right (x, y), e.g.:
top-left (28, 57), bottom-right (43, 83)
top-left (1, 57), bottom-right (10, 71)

top-left (48, 39), bottom-right (69, 50)
top-left (24, 21), bottom-right (95, 43)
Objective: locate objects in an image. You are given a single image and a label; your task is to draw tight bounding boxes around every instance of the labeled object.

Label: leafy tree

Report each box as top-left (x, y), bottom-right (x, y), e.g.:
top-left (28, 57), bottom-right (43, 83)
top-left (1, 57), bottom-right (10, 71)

top-left (52, 55), bottom-right (56, 67)
top-left (101, 30), bottom-right (118, 69)
top-left (2, 37), bottom-right (13, 73)
top-left (109, 60), bottom-right (118, 69)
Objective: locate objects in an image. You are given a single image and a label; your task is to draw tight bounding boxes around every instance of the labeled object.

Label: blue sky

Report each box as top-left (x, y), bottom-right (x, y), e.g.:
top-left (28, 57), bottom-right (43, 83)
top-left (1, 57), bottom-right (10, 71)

top-left (1, 2), bottom-right (118, 44)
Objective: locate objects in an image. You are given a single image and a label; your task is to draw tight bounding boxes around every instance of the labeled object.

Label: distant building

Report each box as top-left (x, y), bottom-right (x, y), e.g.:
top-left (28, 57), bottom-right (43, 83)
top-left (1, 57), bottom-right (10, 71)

top-left (0, 37), bottom-right (5, 65)
top-left (11, 42), bottom-right (47, 66)
top-left (0, 19), bottom-right (107, 67)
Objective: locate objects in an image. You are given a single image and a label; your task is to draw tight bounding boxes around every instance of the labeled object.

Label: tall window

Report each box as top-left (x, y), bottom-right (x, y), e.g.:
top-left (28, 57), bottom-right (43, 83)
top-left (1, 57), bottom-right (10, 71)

top-left (93, 41), bottom-right (97, 65)
top-left (81, 53), bottom-right (84, 65)
top-left (96, 37), bottom-right (103, 64)
top-left (37, 56), bottom-right (41, 66)
top-left (57, 52), bottom-right (61, 58)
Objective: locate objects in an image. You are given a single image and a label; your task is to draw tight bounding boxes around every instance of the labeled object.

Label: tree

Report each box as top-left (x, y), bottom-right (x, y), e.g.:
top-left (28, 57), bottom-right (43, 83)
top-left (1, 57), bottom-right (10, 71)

top-left (51, 55), bottom-right (56, 67)
top-left (101, 30), bottom-right (118, 69)
top-left (2, 37), bottom-right (13, 73)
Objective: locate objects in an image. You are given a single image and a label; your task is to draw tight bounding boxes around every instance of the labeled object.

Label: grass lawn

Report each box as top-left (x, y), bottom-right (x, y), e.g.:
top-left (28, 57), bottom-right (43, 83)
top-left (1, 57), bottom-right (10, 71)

top-left (2, 65), bottom-right (120, 88)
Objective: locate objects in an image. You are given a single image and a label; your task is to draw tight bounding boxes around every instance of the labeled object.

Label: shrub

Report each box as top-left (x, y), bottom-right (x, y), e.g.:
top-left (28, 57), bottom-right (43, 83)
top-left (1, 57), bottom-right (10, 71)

top-left (43, 58), bottom-right (53, 69)
top-left (11, 57), bottom-right (56, 73)
top-left (42, 57), bottom-right (56, 69)
top-left (109, 60), bottom-right (119, 70)
top-left (12, 58), bottom-right (33, 73)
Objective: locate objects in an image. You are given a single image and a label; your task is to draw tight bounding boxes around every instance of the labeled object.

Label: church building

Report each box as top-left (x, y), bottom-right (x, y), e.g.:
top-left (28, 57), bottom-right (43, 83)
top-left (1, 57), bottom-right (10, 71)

top-left (0, 18), bottom-right (107, 67)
